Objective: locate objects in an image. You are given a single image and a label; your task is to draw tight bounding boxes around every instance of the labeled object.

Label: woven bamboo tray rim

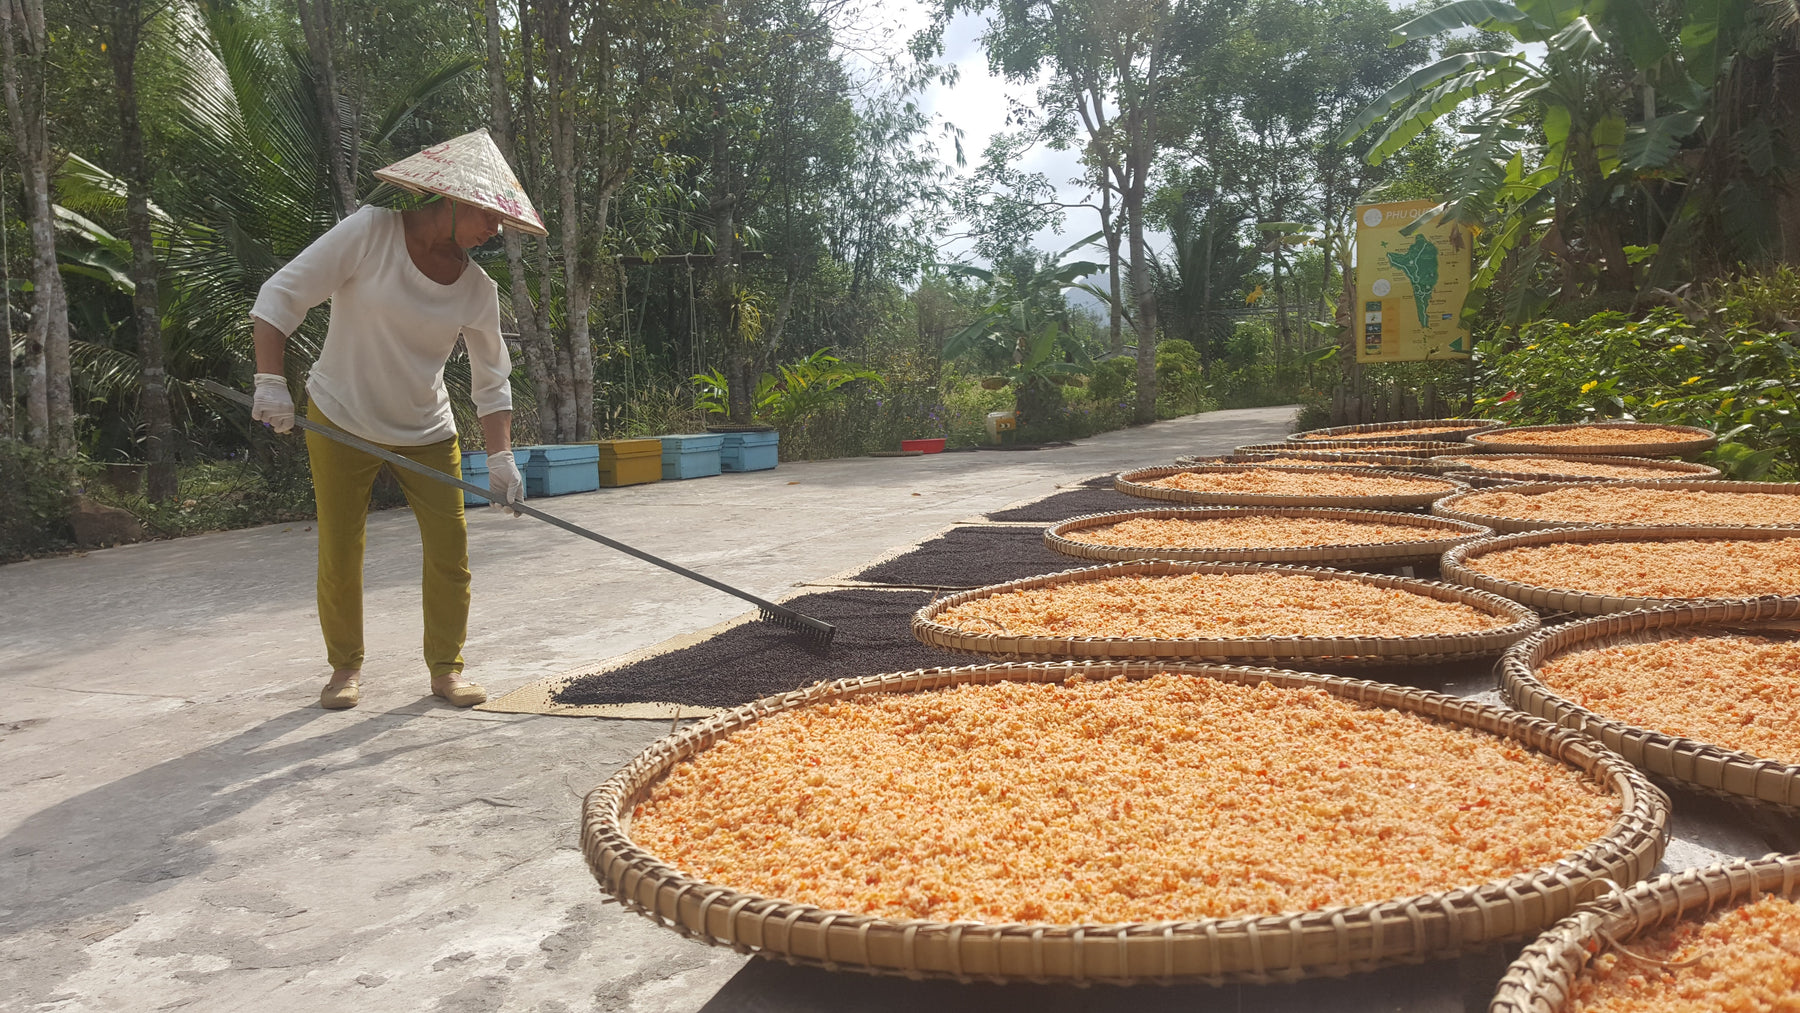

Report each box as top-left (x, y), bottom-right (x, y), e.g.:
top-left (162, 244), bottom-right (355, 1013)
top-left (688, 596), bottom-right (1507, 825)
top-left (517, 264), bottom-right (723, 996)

top-left (1442, 526), bottom-right (1800, 615)
top-left (1289, 418), bottom-right (1506, 444)
top-left (1432, 453), bottom-right (1721, 485)
top-left (1467, 422), bottom-right (1719, 458)
top-left (1432, 480), bottom-right (1800, 534)
top-left (911, 559), bottom-right (1539, 664)
top-left (1044, 506), bottom-right (1492, 565)
top-left (1236, 440), bottom-right (1476, 459)
top-left (1177, 452), bottom-right (1474, 475)
top-left (582, 660), bottom-right (1669, 986)
top-left (1458, 475), bottom-right (1529, 490)
top-left (1491, 852), bottom-right (1800, 1013)
top-left (1116, 465), bottom-right (1467, 510)
top-left (1499, 598), bottom-right (1800, 811)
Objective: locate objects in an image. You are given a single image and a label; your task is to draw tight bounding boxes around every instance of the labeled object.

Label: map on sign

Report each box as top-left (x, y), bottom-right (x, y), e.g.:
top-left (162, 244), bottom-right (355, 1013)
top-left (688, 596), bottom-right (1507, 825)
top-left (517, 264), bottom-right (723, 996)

top-left (1353, 200), bottom-right (1471, 363)
top-left (1386, 235), bottom-right (1439, 328)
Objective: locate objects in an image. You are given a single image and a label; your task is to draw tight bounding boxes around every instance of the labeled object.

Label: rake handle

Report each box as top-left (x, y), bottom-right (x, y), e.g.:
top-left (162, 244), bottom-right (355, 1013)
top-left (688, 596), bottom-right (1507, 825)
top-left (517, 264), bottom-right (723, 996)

top-left (202, 379), bottom-right (829, 635)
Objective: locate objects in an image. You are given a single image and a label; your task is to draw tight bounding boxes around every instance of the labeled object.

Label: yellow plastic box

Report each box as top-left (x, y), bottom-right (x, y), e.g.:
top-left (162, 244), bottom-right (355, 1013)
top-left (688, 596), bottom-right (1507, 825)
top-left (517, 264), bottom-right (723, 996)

top-left (595, 439), bottom-right (663, 488)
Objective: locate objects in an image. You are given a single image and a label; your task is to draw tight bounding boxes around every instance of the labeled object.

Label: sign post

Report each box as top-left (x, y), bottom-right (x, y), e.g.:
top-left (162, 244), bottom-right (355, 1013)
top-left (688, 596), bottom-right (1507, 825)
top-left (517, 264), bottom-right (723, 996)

top-left (1353, 200), bottom-right (1473, 363)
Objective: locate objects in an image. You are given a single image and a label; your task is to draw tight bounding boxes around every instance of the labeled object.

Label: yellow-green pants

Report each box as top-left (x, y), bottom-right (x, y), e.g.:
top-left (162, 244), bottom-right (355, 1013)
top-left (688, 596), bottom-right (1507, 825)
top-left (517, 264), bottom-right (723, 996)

top-left (305, 402), bottom-right (468, 678)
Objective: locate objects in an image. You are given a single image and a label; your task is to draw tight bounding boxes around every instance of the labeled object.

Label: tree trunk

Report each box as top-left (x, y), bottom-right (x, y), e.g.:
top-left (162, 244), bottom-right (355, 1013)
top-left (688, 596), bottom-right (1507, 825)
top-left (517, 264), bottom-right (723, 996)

top-left (1778, 35), bottom-right (1800, 263)
top-left (296, 0), bottom-right (357, 218)
top-left (0, 0), bottom-right (71, 457)
top-left (708, 2), bottom-right (752, 425)
top-left (485, 0), bottom-right (550, 444)
top-left (0, 169), bottom-right (12, 439)
top-left (1334, 260), bottom-right (1358, 425)
top-left (1270, 240), bottom-right (1291, 361)
top-left (515, 0), bottom-right (567, 439)
top-left (1198, 221), bottom-right (1214, 374)
top-left (542, 0), bottom-right (583, 441)
top-left (1099, 164), bottom-right (1123, 357)
top-left (1123, 116), bottom-right (1159, 425)
top-left (109, 0), bottom-right (176, 501)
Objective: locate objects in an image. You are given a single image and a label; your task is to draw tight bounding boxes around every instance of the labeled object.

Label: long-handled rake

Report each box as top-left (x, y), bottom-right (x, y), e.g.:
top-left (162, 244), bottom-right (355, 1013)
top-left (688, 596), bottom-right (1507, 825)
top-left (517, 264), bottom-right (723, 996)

top-left (203, 380), bottom-right (836, 647)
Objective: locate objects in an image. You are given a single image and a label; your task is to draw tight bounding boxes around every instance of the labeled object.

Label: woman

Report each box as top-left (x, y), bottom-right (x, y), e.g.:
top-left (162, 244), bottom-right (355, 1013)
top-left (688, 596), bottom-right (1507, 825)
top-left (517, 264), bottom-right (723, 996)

top-left (246, 128), bottom-right (547, 711)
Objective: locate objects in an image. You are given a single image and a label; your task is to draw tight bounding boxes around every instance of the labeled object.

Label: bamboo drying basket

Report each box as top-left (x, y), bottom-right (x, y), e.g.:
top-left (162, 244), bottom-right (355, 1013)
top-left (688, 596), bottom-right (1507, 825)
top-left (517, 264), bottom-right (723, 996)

top-left (582, 661), bottom-right (1669, 986)
top-left (1175, 451), bottom-right (1474, 476)
top-left (1433, 480), bottom-right (1800, 534)
top-left (1045, 507), bottom-right (1492, 566)
top-left (1491, 853), bottom-right (1800, 1013)
top-left (1456, 475), bottom-right (1530, 490)
top-left (1442, 526), bottom-right (1800, 615)
top-left (1116, 464), bottom-right (1466, 511)
top-left (911, 559), bottom-right (1539, 665)
top-left (1466, 422), bottom-right (1718, 458)
top-left (1501, 598), bottom-right (1800, 811)
top-left (1289, 418), bottom-right (1505, 444)
top-left (1236, 440), bottom-right (1475, 460)
top-left (1439, 453), bottom-right (1721, 485)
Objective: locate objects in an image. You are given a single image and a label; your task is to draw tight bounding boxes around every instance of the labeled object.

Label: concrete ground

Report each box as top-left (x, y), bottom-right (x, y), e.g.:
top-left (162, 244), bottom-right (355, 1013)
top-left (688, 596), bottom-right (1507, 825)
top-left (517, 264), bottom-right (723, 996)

top-left (0, 404), bottom-right (1776, 1013)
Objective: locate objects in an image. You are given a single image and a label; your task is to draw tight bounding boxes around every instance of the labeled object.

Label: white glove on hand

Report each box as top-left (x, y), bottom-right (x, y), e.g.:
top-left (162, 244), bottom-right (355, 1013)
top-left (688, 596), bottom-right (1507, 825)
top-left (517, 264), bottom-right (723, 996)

top-left (251, 373), bottom-right (295, 433)
top-left (487, 450), bottom-right (525, 516)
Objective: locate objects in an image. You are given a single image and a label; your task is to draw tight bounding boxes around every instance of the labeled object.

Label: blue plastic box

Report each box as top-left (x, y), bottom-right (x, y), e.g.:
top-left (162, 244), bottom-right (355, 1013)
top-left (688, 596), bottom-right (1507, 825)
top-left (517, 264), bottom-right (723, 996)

top-left (525, 443), bottom-right (600, 497)
top-left (719, 430), bottom-right (779, 472)
top-left (660, 433), bottom-right (724, 480)
top-left (459, 450), bottom-right (491, 507)
top-left (462, 447), bottom-right (544, 505)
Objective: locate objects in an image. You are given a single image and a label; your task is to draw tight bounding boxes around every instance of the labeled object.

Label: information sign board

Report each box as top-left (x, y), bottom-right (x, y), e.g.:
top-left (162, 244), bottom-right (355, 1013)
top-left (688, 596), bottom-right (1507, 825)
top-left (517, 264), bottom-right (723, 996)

top-left (1353, 200), bottom-right (1473, 363)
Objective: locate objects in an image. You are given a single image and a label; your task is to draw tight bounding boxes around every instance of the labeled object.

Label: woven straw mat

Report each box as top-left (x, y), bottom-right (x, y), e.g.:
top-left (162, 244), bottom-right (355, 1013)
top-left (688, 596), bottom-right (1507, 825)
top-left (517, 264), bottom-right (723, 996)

top-left (583, 661), bottom-right (1669, 986)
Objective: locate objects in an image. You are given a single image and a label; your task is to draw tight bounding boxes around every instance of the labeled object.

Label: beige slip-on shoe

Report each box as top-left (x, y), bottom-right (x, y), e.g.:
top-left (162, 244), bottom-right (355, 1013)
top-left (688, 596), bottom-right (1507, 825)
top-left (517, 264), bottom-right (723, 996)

top-left (320, 679), bottom-right (361, 710)
top-left (431, 676), bottom-right (487, 708)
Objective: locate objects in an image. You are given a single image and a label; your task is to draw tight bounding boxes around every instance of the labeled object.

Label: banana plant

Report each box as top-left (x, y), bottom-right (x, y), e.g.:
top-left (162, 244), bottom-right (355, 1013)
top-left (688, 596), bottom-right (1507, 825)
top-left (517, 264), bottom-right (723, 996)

top-left (1338, 0), bottom-right (1763, 318)
top-left (941, 234), bottom-right (1103, 394)
top-left (692, 348), bottom-right (881, 426)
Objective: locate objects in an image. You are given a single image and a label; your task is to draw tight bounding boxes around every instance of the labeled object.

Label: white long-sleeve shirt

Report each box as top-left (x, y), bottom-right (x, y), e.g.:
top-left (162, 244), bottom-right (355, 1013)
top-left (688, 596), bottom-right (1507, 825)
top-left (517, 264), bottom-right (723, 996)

top-left (251, 205), bottom-right (512, 446)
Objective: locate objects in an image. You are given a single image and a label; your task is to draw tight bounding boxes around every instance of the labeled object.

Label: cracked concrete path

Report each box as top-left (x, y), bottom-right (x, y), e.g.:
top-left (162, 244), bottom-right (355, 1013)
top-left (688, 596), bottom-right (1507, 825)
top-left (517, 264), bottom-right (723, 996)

top-left (4, 408), bottom-right (1314, 1012)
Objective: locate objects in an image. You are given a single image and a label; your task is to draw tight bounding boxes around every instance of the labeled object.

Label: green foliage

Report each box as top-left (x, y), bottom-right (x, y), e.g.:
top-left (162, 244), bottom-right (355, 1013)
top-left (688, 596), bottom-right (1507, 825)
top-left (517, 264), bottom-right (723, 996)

top-left (1154, 339), bottom-right (1218, 418)
top-left (693, 349), bottom-right (882, 430)
top-left (1088, 358), bottom-right (1138, 405)
top-left (1473, 290), bottom-right (1800, 477)
top-left (0, 441), bottom-right (75, 560)
top-left (940, 376), bottom-right (1017, 448)
top-left (1202, 320), bottom-right (1311, 409)
top-left (606, 381), bottom-right (710, 439)
top-left (84, 451), bottom-right (325, 539)
top-left (1344, 0), bottom-right (1800, 319)
top-left (939, 243), bottom-right (1102, 431)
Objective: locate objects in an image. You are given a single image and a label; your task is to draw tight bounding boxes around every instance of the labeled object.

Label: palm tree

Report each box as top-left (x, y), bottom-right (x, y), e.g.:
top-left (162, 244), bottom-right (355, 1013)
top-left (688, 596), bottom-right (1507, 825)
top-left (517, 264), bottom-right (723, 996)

top-left (53, 2), bottom-right (478, 459)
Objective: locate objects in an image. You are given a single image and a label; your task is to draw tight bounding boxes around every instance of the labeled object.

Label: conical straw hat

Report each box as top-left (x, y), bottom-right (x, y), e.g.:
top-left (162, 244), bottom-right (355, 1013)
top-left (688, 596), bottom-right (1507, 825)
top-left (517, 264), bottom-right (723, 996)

top-left (374, 127), bottom-right (548, 236)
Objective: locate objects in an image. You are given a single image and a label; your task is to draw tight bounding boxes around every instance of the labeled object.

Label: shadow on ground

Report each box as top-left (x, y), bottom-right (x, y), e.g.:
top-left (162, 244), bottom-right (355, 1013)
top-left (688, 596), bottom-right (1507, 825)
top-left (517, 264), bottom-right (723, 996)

top-left (698, 948), bottom-right (1514, 1012)
top-left (0, 704), bottom-right (438, 935)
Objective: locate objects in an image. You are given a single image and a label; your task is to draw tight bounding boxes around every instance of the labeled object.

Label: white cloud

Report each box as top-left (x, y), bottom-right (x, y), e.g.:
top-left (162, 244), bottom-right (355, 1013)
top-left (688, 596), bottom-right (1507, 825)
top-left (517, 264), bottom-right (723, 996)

top-left (838, 2), bottom-right (1106, 265)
